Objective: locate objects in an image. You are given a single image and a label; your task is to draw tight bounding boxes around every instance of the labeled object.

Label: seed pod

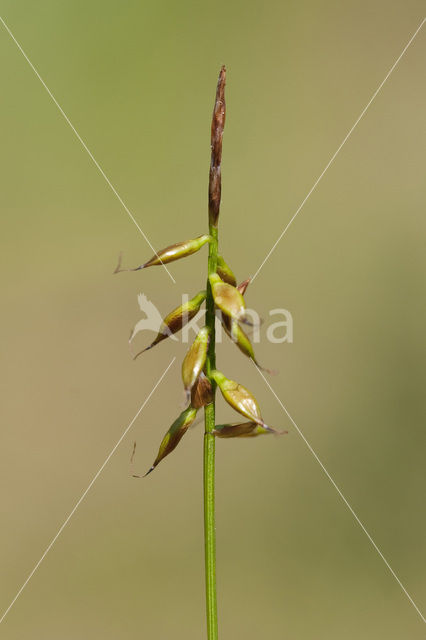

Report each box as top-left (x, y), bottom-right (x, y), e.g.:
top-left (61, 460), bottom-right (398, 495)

top-left (216, 255), bottom-right (237, 287)
top-left (114, 235), bottom-right (211, 273)
top-left (145, 406), bottom-right (198, 476)
top-left (182, 327), bottom-right (210, 400)
top-left (214, 422), bottom-right (285, 438)
top-left (223, 316), bottom-right (255, 359)
top-left (190, 372), bottom-right (213, 409)
top-left (209, 273), bottom-right (250, 325)
top-left (210, 369), bottom-right (271, 429)
top-left (133, 291), bottom-right (206, 359)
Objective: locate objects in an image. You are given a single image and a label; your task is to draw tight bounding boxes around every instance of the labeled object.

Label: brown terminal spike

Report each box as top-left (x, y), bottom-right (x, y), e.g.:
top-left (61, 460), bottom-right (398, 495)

top-left (209, 66), bottom-right (226, 227)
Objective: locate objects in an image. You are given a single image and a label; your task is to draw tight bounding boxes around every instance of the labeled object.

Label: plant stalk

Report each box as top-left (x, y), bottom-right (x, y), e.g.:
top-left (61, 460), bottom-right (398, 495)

top-left (204, 225), bottom-right (218, 640)
top-left (204, 64), bottom-right (225, 640)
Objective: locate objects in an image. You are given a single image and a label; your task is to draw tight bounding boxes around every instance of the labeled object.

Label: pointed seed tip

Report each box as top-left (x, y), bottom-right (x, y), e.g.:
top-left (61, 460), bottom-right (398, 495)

top-left (133, 344), bottom-right (153, 360)
top-left (144, 466), bottom-right (155, 477)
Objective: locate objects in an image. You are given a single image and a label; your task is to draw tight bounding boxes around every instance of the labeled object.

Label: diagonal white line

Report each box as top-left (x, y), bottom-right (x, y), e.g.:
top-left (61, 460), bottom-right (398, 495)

top-left (251, 18), bottom-right (426, 283)
top-left (0, 357), bottom-right (176, 626)
top-left (0, 15), bottom-right (176, 284)
top-left (254, 363), bottom-right (426, 624)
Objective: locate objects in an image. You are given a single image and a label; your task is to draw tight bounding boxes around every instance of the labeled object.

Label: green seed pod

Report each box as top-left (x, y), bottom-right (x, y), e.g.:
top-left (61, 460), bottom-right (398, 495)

top-left (216, 255), bottom-right (237, 287)
top-left (114, 235), bottom-right (211, 273)
top-left (214, 422), bottom-right (285, 438)
top-left (210, 369), bottom-right (270, 429)
top-left (145, 406), bottom-right (198, 476)
top-left (223, 316), bottom-right (255, 360)
top-left (133, 291), bottom-right (206, 359)
top-left (209, 273), bottom-right (250, 324)
top-left (220, 314), bottom-right (275, 374)
top-left (182, 327), bottom-right (210, 400)
top-left (190, 372), bottom-right (213, 409)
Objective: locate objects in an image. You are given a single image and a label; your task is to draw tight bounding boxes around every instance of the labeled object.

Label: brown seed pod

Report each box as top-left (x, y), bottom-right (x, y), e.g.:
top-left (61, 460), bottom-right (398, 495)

top-left (144, 406), bottom-right (198, 476)
top-left (214, 422), bottom-right (286, 438)
top-left (190, 372), bottom-right (213, 409)
top-left (133, 291), bottom-right (206, 359)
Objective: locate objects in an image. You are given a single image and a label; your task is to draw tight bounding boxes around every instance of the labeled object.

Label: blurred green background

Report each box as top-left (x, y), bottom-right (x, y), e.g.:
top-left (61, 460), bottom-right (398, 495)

top-left (0, 1), bottom-right (425, 638)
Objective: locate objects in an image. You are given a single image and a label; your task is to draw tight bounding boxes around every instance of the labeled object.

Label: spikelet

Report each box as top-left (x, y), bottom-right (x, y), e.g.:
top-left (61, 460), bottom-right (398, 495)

top-left (133, 291), bottom-right (206, 359)
top-left (114, 235), bottom-right (211, 273)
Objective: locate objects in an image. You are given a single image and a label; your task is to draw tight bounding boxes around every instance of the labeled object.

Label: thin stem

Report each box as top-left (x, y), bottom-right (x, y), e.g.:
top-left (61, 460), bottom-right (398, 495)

top-left (203, 65), bottom-right (226, 640)
top-left (204, 225), bottom-right (218, 640)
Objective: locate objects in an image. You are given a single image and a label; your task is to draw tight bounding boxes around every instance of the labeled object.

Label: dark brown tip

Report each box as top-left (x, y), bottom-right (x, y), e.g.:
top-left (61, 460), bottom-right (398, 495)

top-left (133, 344), bottom-right (153, 360)
top-left (209, 66), bottom-right (227, 227)
top-left (144, 465), bottom-right (155, 477)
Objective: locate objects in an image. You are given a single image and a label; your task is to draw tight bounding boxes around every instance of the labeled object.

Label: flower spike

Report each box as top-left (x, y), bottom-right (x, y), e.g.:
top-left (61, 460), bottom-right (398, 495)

top-left (116, 67), bottom-right (287, 638)
top-left (209, 66), bottom-right (226, 227)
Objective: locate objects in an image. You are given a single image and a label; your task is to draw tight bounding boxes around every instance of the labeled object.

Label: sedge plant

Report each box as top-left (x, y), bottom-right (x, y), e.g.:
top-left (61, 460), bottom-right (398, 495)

top-left (116, 66), bottom-right (285, 639)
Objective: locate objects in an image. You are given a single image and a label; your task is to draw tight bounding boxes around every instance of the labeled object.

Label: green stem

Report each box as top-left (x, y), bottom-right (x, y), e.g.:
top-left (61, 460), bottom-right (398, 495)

top-left (204, 224), bottom-right (218, 639)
